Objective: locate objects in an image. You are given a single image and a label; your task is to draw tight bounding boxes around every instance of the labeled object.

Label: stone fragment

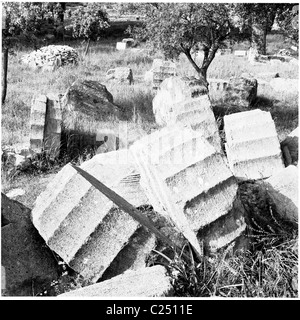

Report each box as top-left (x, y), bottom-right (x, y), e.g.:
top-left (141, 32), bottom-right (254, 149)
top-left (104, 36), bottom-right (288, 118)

top-left (116, 42), bottom-right (127, 50)
top-left (44, 93), bottom-right (62, 159)
top-left (106, 67), bottom-right (133, 85)
top-left (21, 45), bottom-right (78, 71)
top-left (263, 165), bottom-right (298, 225)
top-left (224, 109), bottom-right (284, 179)
top-left (197, 198), bottom-right (247, 253)
top-left (31, 150), bottom-right (151, 284)
top-left (130, 125), bottom-right (242, 254)
top-left (234, 50), bottom-right (248, 56)
top-left (281, 127), bottom-right (298, 166)
top-left (152, 76), bottom-right (208, 126)
top-left (1, 193), bottom-right (59, 296)
top-left (59, 265), bottom-right (174, 297)
top-left (29, 95), bottom-right (47, 153)
top-left (61, 80), bottom-right (119, 128)
top-left (166, 95), bottom-right (222, 152)
top-left (151, 59), bottom-right (177, 90)
top-left (224, 76), bottom-right (257, 108)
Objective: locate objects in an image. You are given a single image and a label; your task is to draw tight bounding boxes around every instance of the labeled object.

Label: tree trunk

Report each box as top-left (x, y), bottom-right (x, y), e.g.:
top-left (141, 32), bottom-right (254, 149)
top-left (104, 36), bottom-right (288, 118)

top-left (2, 47), bottom-right (8, 105)
top-left (84, 38), bottom-right (91, 56)
top-left (251, 22), bottom-right (265, 55)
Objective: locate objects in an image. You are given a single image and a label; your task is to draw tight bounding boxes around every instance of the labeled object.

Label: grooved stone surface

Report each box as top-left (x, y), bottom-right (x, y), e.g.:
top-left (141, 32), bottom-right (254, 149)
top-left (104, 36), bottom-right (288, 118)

top-left (31, 150), bottom-right (150, 283)
top-left (169, 95), bottom-right (222, 152)
top-left (59, 265), bottom-right (174, 297)
top-left (224, 109), bottom-right (284, 179)
top-left (30, 95), bottom-right (47, 153)
top-left (130, 125), bottom-right (240, 254)
top-left (44, 94), bottom-right (62, 158)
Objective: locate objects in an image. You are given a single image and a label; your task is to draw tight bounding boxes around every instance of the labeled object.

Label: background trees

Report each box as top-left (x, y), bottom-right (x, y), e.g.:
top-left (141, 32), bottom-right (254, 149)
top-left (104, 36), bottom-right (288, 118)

top-left (2, 2), bottom-right (55, 104)
top-left (235, 3), bottom-right (298, 55)
top-left (66, 3), bottom-right (110, 56)
top-left (123, 3), bottom-right (250, 86)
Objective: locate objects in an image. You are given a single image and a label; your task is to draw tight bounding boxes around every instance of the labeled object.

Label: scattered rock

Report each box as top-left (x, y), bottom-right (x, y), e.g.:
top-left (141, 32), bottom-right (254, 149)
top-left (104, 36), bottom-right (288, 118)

top-left (151, 59), bottom-right (177, 90)
top-left (1, 193), bottom-right (59, 296)
top-left (234, 50), bottom-right (248, 57)
top-left (224, 75), bottom-right (257, 108)
top-left (5, 188), bottom-right (25, 199)
top-left (21, 45), bottom-right (78, 72)
top-left (281, 127), bottom-right (298, 166)
top-left (30, 95), bottom-right (47, 154)
top-left (152, 76), bottom-right (208, 125)
top-left (263, 165), bottom-right (298, 225)
top-left (43, 93), bottom-right (62, 159)
top-left (224, 109), bottom-right (284, 180)
top-left (106, 67), bottom-right (133, 85)
top-left (59, 265), bottom-right (174, 297)
top-left (31, 150), bottom-right (154, 284)
top-left (61, 80), bottom-right (120, 131)
top-left (164, 95), bottom-right (222, 152)
top-left (130, 125), bottom-right (245, 254)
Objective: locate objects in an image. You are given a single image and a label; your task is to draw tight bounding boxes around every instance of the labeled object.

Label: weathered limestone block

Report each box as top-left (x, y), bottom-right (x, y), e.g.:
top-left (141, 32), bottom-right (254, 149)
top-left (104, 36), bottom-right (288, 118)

top-left (166, 96), bottom-right (222, 152)
top-left (1, 194), bottom-right (59, 296)
top-left (30, 95), bottom-right (47, 153)
top-left (208, 78), bottom-right (229, 92)
top-left (59, 265), bottom-right (174, 297)
top-left (44, 93), bottom-right (62, 159)
top-left (197, 198), bottom-right (247, 253)
top-left (60, 80), bottom-right (120, 156)
top-left (130, 125), bottom-right (243, 254)
top-left (281, 127), bottom-right (298, 166)
top-left (152, 76), bottom-right (208, 126)
top-left (263, 165), bottom-right (298, 225)
top-left (100, 226), bottom-right (156, 281)
top-left (106, 67), bottom-right (133, 85)
top-left (21, 45), bottom-right (78, 71)
top-left (224, 76), bottom-right (257, 108)
top-left (61, 80), bottom-right (119, 130)
top-left (31, 150), bottom-right (151, 284)
top-left (151, 59), bottom-right (177, 90)
top-left (234, 50), bottom-right (248, 56)
top-left (224, 109), bottom-right (284, 179)
top-left (116, 42), bottom-right (127, 50)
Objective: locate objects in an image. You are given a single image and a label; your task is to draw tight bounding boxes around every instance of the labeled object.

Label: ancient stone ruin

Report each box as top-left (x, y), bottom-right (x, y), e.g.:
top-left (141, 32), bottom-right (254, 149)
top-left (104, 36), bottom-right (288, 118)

top-left (30, 94), bottom-right (62, 159)
top-left (224, 109), bottom-right (284, 180)
top-left (106, 67), bottom-right (134, 85)
top-left (3, 53), bottom-right (298, 296)
top-left (21, 45), bottom-right (78, 72)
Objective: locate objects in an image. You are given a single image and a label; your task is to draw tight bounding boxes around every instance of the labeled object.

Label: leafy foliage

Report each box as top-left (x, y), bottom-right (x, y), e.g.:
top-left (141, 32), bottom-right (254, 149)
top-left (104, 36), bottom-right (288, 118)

top-left (66, 3), bottom-right (110, 41)
top-left (123, 3), bottom-right (249, 82)
top-left (276, 4), bottom-right (299, 44)
top-left (2, 2), bottom-right (64, 49)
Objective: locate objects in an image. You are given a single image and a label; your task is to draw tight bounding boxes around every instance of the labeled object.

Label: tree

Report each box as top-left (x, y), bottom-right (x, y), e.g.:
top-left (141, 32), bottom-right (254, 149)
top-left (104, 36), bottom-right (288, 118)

top-left (235, 3), bottom-right (296, 55)
top-left (2, 2), bottom-right (54, 104)
top-left (66, 3), bottom-right (110, 56)
top-left (122, 3), bottom-right (249, 87)
top-left (276, 4), bottom-right (299, 45)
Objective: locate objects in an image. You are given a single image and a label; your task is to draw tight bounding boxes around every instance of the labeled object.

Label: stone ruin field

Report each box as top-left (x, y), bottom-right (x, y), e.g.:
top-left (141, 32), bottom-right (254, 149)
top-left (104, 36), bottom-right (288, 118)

top-left (1, 34), bottom-right (298, 298)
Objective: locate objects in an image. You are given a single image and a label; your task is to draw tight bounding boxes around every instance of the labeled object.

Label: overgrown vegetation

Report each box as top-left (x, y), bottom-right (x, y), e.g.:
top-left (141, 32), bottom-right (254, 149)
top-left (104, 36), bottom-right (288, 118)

top-left (1, 5), bottom-right (298, 297)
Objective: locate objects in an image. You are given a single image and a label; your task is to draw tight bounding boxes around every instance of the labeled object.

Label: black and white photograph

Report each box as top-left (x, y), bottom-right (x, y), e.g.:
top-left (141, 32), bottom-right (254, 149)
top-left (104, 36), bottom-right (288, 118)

top-left (0, 0), bottom-right (298, 304)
